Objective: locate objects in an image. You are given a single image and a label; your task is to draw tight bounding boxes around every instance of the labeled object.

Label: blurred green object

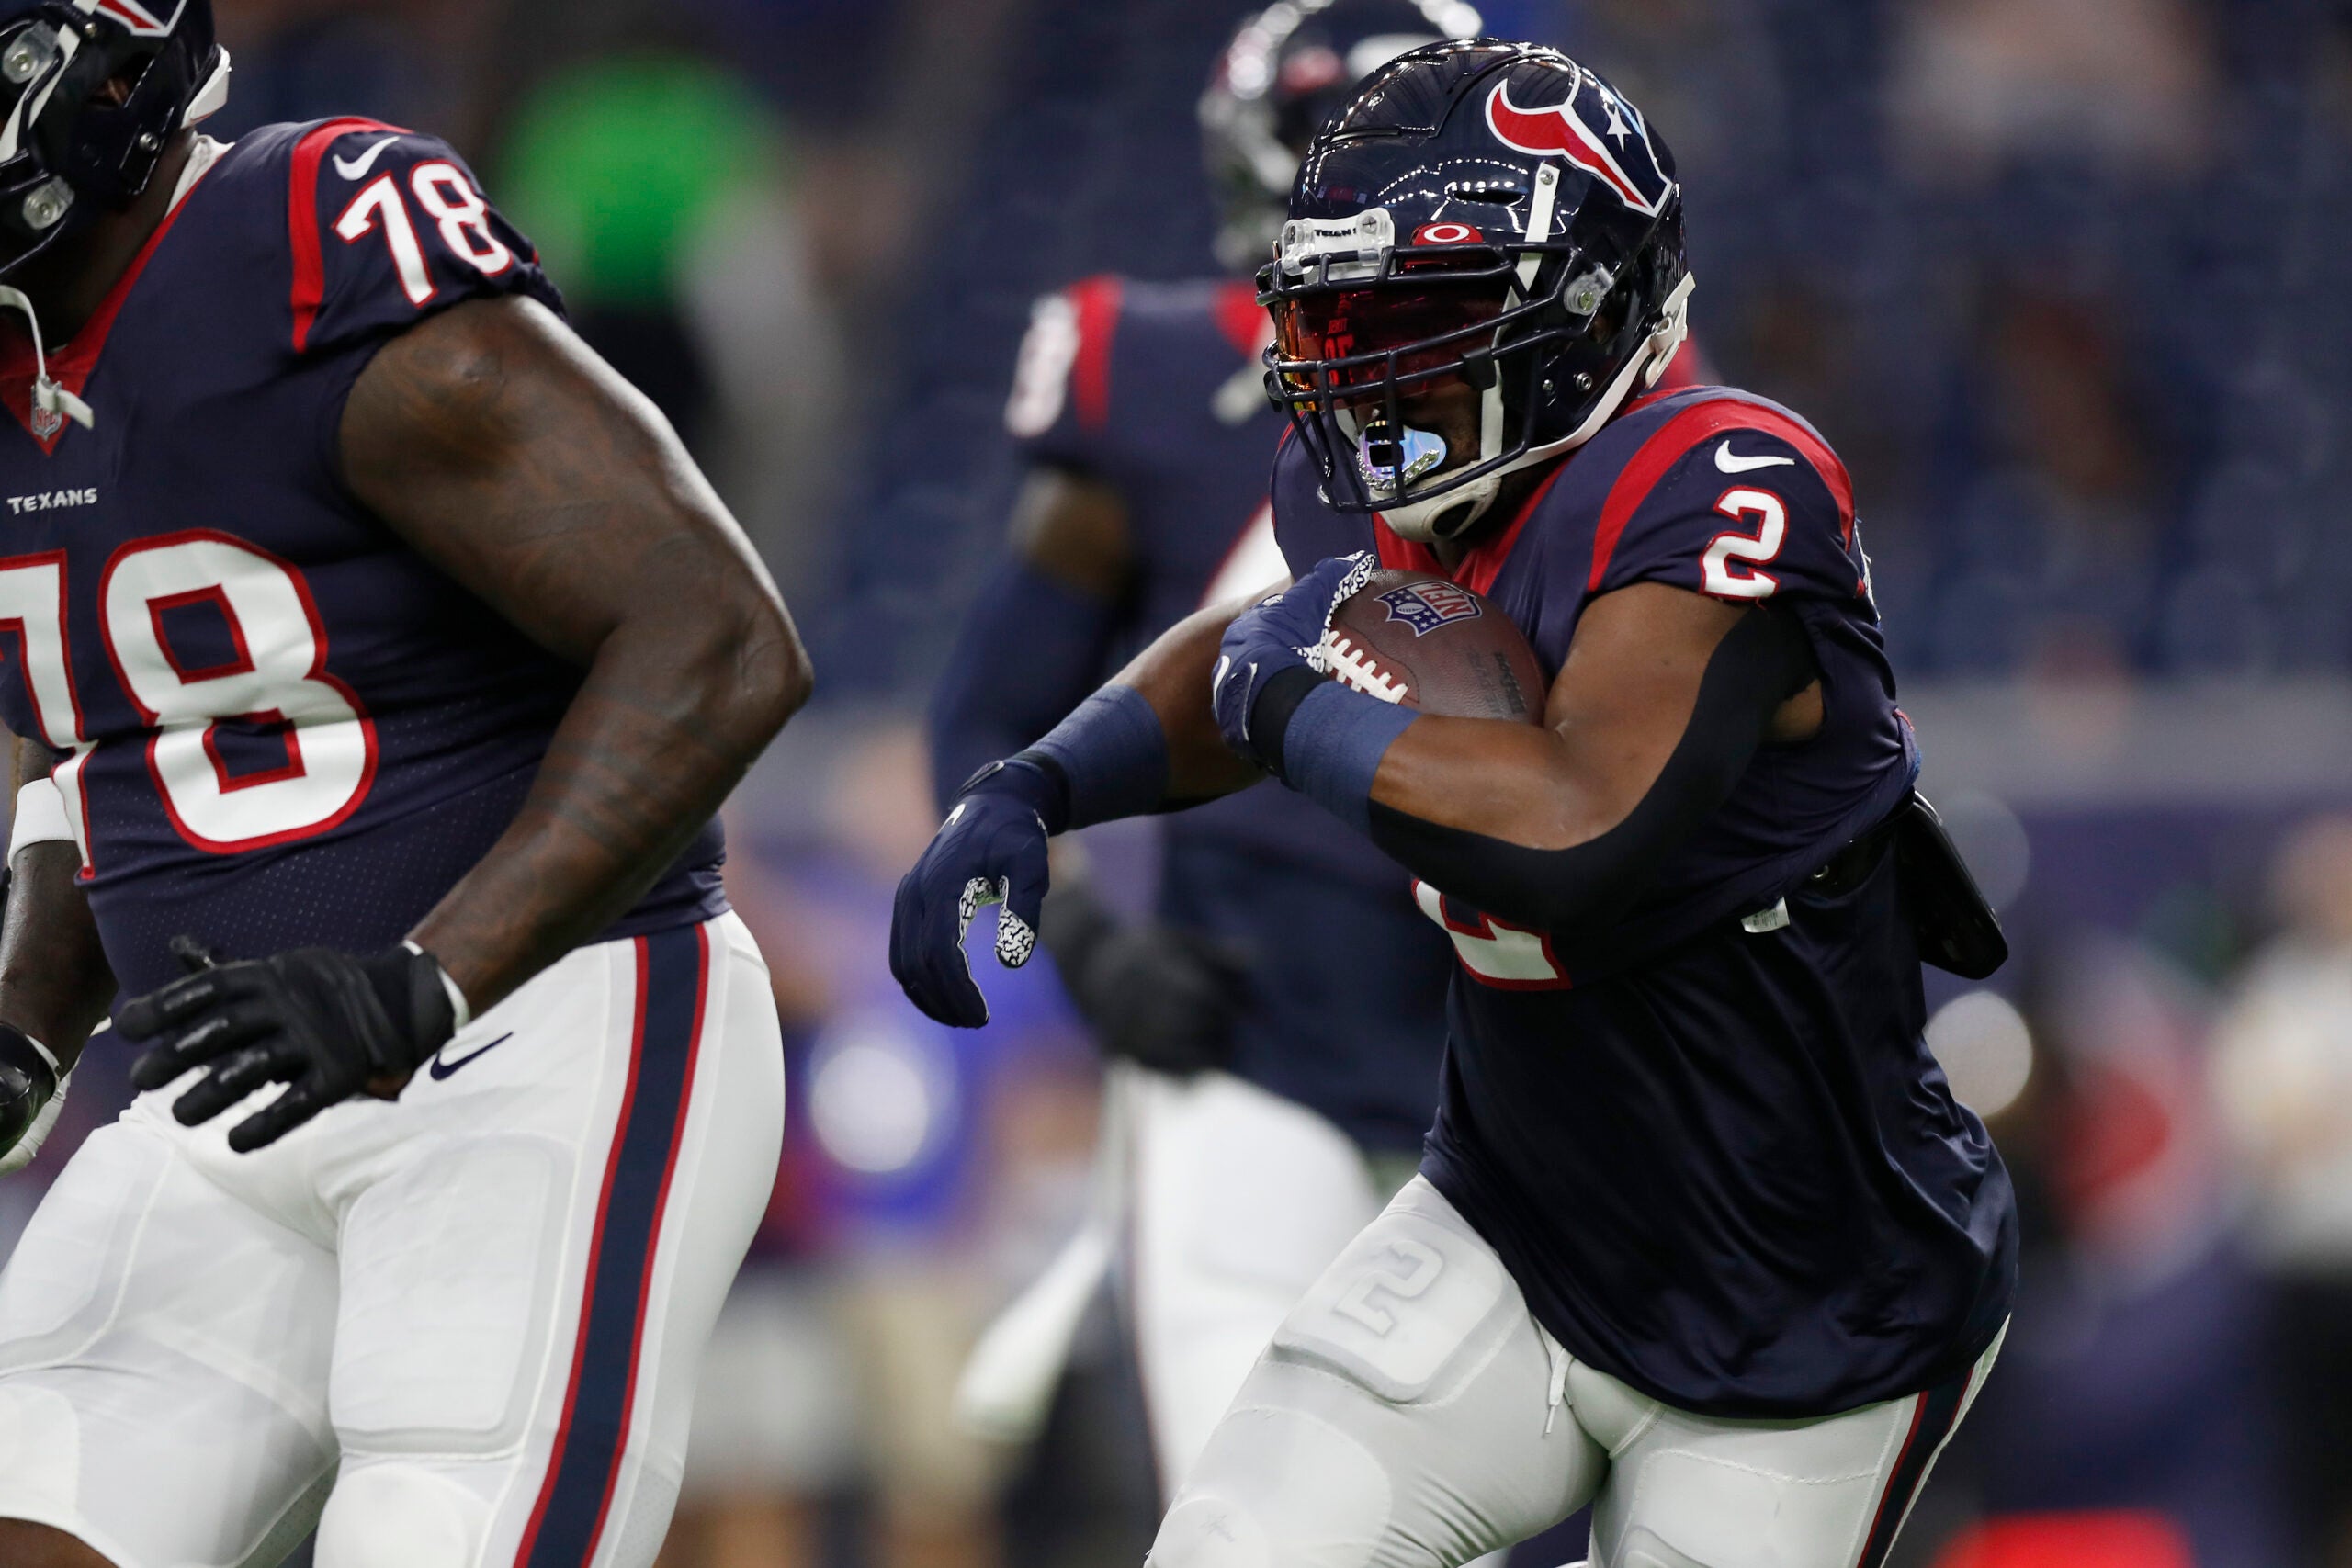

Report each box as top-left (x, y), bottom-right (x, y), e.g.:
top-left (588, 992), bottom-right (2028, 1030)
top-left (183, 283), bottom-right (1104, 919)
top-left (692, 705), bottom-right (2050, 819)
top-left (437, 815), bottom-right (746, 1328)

top-left (496, 53), bottom-right (786, 309)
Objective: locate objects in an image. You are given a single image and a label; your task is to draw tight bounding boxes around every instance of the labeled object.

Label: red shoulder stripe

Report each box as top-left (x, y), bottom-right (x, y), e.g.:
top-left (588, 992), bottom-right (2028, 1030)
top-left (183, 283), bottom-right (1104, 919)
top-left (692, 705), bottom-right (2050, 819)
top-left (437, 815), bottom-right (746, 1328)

top-left (1211, 278), bottom-right (1271, 362)
top-left (1587, 395), bottom-right (1854, 592)
top-left (1064, 275), bottom-right (1123, 433)
top-left (287, 118), bottom-right (409, 353)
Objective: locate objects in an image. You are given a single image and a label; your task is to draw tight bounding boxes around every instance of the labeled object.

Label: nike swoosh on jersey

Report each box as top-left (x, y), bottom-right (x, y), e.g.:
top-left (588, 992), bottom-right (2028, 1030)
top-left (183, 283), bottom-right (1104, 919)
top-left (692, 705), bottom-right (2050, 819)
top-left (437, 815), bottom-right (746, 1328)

top-left (1715, 441), bottom-right (1797, 474)
top-left (332, 135), bottom-right (401, 181)
top-left (427, 1032), bottom-right (514, 1080)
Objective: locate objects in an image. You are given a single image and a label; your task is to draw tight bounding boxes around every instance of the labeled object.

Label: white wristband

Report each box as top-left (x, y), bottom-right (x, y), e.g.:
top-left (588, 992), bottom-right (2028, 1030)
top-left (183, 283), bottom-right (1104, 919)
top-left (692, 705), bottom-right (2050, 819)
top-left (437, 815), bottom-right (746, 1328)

top-left (402, 941), bottom-right (471, 1031)
top-left (7, 778), bottom-right (72, 863)
top-left (439, 969), bottom-right (472, 1032)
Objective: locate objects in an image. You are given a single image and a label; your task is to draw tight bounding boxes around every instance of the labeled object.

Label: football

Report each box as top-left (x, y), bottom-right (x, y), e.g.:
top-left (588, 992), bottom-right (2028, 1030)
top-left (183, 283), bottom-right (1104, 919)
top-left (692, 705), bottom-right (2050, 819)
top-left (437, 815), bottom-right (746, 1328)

top-left (1321, 570), bottom-right (1548, 723)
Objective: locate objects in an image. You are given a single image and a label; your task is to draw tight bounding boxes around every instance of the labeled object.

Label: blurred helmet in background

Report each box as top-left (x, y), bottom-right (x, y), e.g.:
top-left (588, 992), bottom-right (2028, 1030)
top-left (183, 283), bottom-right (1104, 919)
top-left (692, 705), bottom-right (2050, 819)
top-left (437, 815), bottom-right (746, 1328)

top-left (0, 0), bottom-right (227, 278)
top-left (1261, 39), bottom-right (1690, 541)
top-left (1201, 0), bottom-right (1482, 275)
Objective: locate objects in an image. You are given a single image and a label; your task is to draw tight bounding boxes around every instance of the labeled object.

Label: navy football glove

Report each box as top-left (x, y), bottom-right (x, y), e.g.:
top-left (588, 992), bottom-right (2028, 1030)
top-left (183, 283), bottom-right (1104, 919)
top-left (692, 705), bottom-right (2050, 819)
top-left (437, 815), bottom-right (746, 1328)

top-left (891, 759), bottom-right (1061, 1028)
top-left (1211, 552), bottom-right (1378, 769)
top-left (119, 938), bottom-right (458, 1153)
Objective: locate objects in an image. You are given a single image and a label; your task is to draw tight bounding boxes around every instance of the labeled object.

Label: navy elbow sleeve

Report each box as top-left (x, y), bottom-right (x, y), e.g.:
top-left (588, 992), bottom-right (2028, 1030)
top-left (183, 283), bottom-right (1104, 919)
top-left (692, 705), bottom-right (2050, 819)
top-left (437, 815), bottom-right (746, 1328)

top-left (1368, 608), bottom-right (1816, 935)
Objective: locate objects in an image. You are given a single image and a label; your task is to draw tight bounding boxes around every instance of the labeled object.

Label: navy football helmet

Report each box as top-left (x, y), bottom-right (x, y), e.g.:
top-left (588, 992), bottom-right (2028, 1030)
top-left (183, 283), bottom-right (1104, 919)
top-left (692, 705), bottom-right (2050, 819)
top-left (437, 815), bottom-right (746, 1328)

top-left (1201, 0), bottom-right (1483, 275)
top-left (0, 0), bottom-right (228, 277)
top-left (1261, 40), bottom-right (1692, 542)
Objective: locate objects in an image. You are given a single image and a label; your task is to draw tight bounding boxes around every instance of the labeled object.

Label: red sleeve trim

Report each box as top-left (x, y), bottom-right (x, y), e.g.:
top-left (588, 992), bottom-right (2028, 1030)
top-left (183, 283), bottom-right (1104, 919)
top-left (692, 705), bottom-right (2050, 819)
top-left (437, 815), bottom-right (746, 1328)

top-left (1587, 395), bottom-right (1855, 592)
top-left (1065, 275), bottom-right (1124, 433)
top-left (287, 117), bottom-right (410, 353)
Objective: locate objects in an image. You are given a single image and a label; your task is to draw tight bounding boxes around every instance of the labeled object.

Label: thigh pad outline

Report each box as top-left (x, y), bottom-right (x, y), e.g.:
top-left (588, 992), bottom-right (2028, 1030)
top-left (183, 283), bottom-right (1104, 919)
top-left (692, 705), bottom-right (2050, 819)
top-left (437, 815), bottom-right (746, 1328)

top-left (329, 1134), bottom-right (569, 1454)
top-left (1271, 1202), bottom-right (1512, 1405)
top-left (0, 1125), bottom-right (170, 1364)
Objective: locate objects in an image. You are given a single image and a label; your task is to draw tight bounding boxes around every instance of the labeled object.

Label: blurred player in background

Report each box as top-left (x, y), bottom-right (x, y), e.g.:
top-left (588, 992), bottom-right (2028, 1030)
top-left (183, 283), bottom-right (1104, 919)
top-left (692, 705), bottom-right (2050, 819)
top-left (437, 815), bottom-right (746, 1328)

top-left (898, 38), bottom-right (2015, 1566)
top-left (928, 0), bottom-right (1479, 1500)
top-left (0, 2), bottom-right (808, 1563)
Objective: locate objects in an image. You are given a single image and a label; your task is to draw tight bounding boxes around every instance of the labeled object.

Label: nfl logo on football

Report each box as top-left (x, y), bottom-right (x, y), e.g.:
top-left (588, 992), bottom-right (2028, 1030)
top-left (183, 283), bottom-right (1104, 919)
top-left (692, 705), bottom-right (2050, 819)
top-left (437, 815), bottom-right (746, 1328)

top-left (1376, 580), bottom-right (1484, 637)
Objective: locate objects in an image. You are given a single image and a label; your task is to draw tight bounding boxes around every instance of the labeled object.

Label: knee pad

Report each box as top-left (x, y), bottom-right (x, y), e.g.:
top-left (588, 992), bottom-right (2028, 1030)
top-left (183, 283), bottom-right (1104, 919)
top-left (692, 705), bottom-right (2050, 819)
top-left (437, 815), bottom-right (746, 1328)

top-left (313, 1462), bottom-right (489, 1568)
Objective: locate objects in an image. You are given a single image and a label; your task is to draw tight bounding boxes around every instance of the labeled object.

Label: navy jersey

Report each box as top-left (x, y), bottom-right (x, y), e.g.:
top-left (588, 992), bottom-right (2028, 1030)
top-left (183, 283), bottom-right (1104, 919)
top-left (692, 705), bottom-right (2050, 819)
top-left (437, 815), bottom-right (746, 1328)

top-left (1006, 276), bottom-right (1452, 1147)
top-left (1274, 384), bottom-right (2017, 1416)
top-left (0, 120), bottom-right (723, 1000)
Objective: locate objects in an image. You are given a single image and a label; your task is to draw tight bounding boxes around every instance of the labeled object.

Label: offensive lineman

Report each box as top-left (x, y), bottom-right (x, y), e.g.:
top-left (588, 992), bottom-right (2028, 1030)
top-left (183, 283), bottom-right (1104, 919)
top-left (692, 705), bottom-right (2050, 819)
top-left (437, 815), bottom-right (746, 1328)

top-left (931, 0), bottom-right (1476, 1495)
top-left (0, 3), bottom-right (808, 1565)
top-left (895, 39), bottom-right (2015, 1567)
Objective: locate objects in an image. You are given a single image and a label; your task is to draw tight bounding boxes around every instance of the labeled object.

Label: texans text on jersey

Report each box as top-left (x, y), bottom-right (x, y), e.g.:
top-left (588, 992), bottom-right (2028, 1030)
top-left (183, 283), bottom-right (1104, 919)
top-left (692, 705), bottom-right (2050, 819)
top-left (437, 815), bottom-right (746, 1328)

top-left (6, 488), bottom-right (97, 514)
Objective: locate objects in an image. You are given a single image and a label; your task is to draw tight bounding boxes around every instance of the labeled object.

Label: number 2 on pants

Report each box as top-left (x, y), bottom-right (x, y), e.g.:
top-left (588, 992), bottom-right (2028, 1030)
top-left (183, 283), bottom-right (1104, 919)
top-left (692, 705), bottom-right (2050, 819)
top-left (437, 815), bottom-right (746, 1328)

top-left (1333, 1239), bottom-right (1445, 1336)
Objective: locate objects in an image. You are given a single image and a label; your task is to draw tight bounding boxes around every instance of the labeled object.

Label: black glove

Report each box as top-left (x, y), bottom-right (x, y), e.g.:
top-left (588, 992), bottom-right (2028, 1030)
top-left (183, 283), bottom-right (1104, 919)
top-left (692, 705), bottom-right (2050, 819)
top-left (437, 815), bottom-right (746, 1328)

top-left (0, 1023), bottom-right (60, 1166)
top-left (1040, 879), bottom-right (1249, 1076)
top-left (118, 937), bottom-right (458, 1154)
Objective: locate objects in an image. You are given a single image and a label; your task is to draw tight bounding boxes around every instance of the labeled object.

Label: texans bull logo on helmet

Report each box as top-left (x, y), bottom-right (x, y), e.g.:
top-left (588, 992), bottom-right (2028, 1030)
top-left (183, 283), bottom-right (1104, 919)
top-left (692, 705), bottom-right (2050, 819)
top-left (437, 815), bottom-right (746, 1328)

top-left (1484, 73), bottom-right (1670, 219)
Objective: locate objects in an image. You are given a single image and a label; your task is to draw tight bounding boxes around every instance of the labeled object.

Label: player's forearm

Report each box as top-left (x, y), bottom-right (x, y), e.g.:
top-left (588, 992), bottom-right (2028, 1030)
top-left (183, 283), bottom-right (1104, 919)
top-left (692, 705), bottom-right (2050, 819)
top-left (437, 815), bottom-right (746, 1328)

top-left (965, 595), bottom-right (1272, 837)
top-left (1108, 597), bottom-right (1270, 803)
top-left (410, 608), bottom-right (810, 1012)
top-left (931, 592), bottom-right (1269, 871)
top-left (1357, 716), bottom-right (1728, 934)
top-left (1256, 609), bottom-right (1809, 932)
top-left (0, 742), bottom-right (115, 1067)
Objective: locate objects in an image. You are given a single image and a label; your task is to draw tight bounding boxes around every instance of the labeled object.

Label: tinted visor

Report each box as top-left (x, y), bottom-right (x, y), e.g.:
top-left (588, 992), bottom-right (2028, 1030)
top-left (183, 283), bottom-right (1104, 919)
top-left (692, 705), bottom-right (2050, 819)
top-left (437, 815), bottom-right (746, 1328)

top-left (1272, 279), bottom-right (1510, 397)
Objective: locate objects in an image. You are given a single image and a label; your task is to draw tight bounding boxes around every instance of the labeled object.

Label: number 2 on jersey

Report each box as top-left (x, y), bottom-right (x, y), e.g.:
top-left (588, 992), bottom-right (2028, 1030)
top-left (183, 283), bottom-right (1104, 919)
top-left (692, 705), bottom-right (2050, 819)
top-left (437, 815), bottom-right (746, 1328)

top-left (0, 539), bottom-right (376, 867)
top-left (1702, 487), bottom-right (1788, 600)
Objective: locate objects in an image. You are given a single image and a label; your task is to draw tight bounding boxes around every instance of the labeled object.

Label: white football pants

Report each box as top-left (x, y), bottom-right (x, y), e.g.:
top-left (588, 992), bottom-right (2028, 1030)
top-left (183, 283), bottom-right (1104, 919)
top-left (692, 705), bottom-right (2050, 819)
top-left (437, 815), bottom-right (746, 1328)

top-left (1148, 1176), bottom-right (2003, 1568)
top-left (0, 914), bottom-right (784, 1568)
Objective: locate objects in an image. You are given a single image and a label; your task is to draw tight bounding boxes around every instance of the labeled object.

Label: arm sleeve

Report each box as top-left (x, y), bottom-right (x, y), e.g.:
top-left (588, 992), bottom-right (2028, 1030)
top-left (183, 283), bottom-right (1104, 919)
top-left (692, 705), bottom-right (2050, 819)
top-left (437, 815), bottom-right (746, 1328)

top-left (925, 555), bottom-right (1122, 812)
top-left (1364, 606), bottom-right (1815, 935)
top-left (289, 121), bottom-right (563, 358)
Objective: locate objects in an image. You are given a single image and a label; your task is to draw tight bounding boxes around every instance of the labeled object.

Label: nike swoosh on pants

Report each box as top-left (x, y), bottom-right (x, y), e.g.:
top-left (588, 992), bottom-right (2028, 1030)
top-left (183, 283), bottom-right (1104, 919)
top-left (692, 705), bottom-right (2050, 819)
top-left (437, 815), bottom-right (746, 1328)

top-left (428, 1032), bottom-right (514, 1080)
